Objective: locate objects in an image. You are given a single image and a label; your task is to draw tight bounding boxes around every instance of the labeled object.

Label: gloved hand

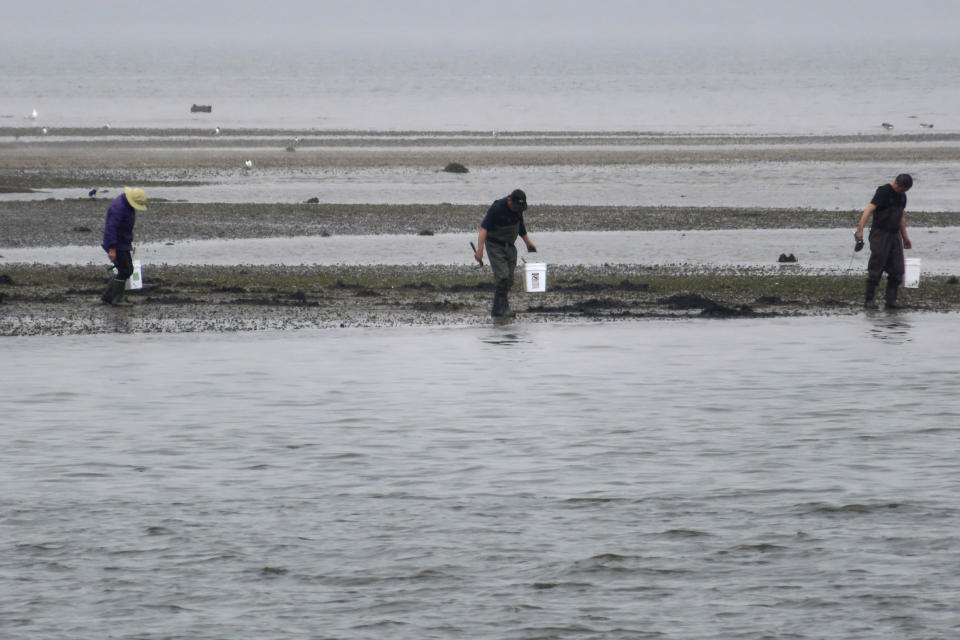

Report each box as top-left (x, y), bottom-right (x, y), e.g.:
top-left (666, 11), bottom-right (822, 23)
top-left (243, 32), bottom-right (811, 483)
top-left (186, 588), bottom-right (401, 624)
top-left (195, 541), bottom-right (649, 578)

top-left (854, 237), bottom-right (865, 252)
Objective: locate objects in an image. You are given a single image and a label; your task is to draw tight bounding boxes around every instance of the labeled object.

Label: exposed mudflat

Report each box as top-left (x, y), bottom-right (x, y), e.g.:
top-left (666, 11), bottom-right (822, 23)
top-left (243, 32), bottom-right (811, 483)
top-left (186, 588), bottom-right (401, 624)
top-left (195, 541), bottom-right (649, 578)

top-left (2, 263), bottom-right (959, 336)
top-left (4, 199), bottom-right (960, 250)
top-left (3, 128), bottom-right (959, 335)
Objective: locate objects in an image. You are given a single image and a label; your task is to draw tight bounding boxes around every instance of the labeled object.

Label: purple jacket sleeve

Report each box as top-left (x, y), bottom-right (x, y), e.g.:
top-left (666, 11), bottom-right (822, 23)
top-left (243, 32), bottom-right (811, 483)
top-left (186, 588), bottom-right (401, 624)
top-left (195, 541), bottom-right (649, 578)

top-left (101, 195), bottom-right (135, 252)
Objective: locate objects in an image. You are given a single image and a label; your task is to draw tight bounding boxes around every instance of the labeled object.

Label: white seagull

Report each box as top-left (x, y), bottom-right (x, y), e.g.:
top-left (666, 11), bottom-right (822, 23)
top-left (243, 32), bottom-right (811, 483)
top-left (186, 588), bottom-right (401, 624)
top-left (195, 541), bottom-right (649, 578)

top-left (30, 108), bottom-right (38, 120)
top-left (244, 159), bottom-right (253, 169)
top-left (214, 126), bottom-right (221, 136)
top-left (920, 123), bottom-right (934, 129)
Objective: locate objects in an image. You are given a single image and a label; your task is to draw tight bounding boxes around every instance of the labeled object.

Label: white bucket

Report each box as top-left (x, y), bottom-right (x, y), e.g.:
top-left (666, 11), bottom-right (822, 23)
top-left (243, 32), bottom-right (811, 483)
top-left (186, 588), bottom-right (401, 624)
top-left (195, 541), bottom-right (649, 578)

top-left (904, 257), bottom-right (921, 288)
top-left (523, 262), bottom-right (547, 292)
top-left (125, 259), bottom-right (143, 290)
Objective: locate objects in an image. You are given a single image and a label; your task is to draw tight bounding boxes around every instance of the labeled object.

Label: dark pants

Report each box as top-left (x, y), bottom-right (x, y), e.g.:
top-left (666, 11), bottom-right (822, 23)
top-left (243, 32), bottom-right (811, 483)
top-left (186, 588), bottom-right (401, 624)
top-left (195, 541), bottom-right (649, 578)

top-left (113, 250), bottom-right (134, 281)
top-left (485, 234), bottom-right (518, 316)
top-left (487, 239), bottom-right (517, 290)
top-left (865, 229), bottom-right (904, 303)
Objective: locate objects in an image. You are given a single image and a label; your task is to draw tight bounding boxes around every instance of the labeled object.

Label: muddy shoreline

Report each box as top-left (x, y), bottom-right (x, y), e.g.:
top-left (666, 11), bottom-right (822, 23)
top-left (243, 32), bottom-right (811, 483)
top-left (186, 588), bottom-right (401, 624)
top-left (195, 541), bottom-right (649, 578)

top-left (4, 200), bottom-right (960, 250)
top-left (3, 200), bottom-right (960, 335)
top-left (2, 263), bottom-right (959, 336)
top-left (3, 127), bottom-right (959, 189)
top-left (3, 130), bottom-right (959, 335)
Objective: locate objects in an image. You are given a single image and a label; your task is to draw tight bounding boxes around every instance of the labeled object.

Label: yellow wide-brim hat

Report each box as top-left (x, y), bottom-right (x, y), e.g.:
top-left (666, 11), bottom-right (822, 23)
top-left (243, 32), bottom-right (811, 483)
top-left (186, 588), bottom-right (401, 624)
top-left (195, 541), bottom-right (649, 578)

top-left (125, 187), bottom-right (148, 211)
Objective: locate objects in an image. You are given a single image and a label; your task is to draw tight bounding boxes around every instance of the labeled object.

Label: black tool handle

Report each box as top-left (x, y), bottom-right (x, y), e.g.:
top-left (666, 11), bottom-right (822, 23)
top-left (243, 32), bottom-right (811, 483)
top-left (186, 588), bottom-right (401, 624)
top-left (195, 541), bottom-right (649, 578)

top-left (470, 242), bottom-right (483, 266)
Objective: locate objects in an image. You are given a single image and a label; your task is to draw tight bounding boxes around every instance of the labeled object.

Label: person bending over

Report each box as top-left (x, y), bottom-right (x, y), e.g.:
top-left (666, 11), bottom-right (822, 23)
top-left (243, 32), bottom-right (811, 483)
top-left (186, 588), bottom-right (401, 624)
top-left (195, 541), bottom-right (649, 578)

top-left (474, 189), bottom-right (537, 318)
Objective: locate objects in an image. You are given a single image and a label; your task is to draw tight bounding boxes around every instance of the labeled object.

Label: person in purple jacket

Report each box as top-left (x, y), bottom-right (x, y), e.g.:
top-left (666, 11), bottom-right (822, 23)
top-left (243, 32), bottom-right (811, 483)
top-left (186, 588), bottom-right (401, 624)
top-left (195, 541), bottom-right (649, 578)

top-left (101, 187), bottom-right (147, 306)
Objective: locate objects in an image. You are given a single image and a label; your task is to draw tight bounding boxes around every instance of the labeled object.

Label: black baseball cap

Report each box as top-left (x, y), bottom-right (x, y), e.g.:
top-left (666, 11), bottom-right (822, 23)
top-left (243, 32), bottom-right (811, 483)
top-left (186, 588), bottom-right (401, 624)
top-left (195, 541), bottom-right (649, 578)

top-left (509, 189), bottom-right (527, 210)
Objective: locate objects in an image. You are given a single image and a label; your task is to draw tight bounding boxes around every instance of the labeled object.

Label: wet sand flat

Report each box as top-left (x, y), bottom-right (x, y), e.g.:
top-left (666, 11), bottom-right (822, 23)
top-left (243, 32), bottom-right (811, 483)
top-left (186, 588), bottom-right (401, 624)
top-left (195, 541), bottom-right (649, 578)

top-left (6, 229), bottom-right (960, 277)
top-left (3, 199), bottom-right (960, 249)
top-left (3, 261), bottom-right (959, 336)
top-left (6, 140), bottom-right (960, 173)
top-left (3, 127), bottom-right (960, 184)
top-left (2, 129), bottom-right (959, 334)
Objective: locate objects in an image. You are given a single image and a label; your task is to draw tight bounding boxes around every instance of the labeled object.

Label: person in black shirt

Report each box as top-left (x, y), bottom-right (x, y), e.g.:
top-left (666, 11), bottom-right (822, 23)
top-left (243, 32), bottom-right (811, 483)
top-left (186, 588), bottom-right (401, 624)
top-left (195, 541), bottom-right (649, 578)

top-left (855, 173), bottom-right (913, 309)
top-left (474, 189), bottom-right (537, 317)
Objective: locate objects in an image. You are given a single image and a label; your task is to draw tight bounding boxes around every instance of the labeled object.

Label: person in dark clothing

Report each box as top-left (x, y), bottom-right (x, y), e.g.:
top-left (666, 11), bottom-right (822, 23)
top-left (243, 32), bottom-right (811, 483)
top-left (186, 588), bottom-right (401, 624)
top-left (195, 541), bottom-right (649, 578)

top-left (101, 187), bottom-right (147, 307)
top-left (855, 174), bottom-right (913, 309)
top-left (474, 189), bottom-right (537, 318)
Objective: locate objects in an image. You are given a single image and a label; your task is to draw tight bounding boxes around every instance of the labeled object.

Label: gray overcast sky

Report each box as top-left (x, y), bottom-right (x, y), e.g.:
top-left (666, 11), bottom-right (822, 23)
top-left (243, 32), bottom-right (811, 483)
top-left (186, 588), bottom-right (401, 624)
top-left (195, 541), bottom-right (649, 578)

top-left (3, 0), bottom-right (959, 48)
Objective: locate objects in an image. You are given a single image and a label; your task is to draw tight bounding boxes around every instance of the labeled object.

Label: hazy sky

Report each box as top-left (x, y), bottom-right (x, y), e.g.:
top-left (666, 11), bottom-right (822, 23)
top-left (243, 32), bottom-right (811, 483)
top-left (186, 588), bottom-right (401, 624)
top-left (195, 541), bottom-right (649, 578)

top-left (4, 0), bottom-right (959, 48)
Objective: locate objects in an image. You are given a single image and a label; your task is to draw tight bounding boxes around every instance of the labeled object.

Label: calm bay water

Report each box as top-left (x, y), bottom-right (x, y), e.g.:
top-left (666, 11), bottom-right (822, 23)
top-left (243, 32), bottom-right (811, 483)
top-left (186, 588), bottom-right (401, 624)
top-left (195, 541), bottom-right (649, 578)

top-left (3, 42), bottom-right (959, 133)
top-left (4, 41), bottom-right (960, 215)
top-left (4, 34), bottom-right (960, 640)
top-left (3, 315), bottom-right (960, 639)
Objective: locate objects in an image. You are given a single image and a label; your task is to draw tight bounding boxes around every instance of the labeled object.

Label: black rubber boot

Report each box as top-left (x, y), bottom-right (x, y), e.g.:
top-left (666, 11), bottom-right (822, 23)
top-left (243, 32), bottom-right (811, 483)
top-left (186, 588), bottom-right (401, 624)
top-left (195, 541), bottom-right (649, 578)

top-left (491, 287), bottom-right (514, 318)
top-left (491, 290), bottom-right (506, 317)
top-left (101, 278), bottom-right (122, 305)
top-left (103, 278), bottom-right (132, 307)
top-left (864, 279), bottom-right (879, 310)
top-left (885, 286), bottom-right (902, 310)
top-left (500, 291), bottom-right (514, 317)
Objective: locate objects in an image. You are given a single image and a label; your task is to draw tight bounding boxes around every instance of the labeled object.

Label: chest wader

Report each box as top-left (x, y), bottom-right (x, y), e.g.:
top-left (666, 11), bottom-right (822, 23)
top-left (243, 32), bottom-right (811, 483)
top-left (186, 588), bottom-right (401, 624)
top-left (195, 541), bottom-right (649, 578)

top-left (865, 228), bottom-right (905, 309)
top-left (485, 223), bottom-right (520, 317)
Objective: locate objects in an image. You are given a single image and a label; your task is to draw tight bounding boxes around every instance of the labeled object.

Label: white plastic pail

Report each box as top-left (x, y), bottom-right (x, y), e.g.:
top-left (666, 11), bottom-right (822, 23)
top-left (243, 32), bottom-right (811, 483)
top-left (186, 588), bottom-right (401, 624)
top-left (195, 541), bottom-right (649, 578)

top-left (903, 257), bottom-right (921, 288)
top-left (523, 262), bottom-right (547, 292)
top-left (125, 259), bottom-right (143, 290)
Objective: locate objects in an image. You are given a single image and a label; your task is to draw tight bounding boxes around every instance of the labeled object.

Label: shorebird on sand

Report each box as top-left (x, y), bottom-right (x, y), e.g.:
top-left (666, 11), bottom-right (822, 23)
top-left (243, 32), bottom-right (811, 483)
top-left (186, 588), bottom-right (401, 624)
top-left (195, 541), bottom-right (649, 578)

top-left (920, 123), bottom-right (934, 129)
top-left (881, 122), bottom-right (894, 130)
